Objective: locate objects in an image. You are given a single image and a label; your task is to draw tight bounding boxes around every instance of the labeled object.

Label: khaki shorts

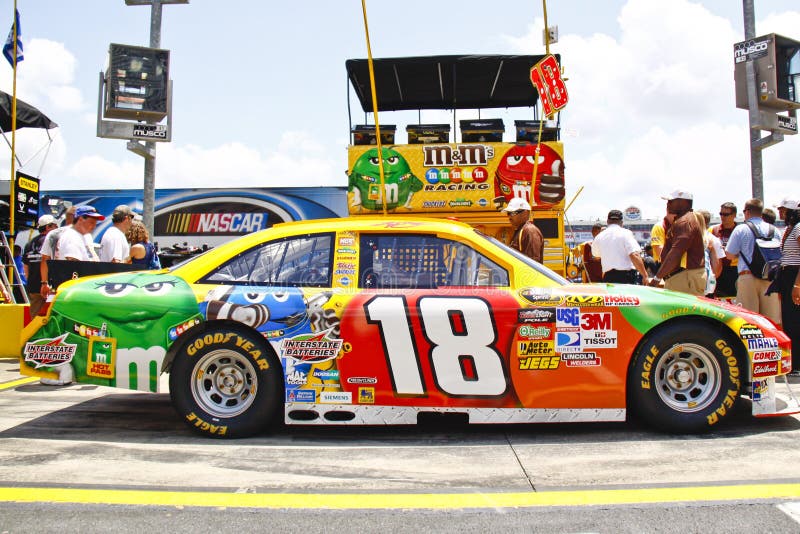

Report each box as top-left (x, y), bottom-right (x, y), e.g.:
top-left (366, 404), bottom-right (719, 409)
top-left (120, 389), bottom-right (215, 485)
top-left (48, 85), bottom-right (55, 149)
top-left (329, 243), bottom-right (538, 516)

top-left (736, 273), bottom-right (781, 325)
top-left (665, 268), bottom-right (706, 297)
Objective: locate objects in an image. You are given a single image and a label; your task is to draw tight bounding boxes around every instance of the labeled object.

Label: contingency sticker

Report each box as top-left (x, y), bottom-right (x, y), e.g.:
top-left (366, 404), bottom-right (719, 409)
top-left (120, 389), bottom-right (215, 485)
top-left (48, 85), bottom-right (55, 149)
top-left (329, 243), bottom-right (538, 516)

top-left (23, 334), bottom-right (77, 368)
top-left (87, 335), bottom-right (117, 378)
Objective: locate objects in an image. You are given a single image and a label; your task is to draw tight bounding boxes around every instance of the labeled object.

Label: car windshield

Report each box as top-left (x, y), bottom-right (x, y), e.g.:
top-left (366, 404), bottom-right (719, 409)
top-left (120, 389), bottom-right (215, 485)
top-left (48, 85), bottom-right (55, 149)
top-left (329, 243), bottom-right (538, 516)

top-left (477, 230), bottom-right (569, 285)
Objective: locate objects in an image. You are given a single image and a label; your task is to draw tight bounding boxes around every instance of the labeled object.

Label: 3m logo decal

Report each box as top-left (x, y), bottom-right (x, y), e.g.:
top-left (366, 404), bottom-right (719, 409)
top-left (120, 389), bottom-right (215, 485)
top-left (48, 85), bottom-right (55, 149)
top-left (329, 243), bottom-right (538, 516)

top-left (580, 312), bottom-right (612, 330)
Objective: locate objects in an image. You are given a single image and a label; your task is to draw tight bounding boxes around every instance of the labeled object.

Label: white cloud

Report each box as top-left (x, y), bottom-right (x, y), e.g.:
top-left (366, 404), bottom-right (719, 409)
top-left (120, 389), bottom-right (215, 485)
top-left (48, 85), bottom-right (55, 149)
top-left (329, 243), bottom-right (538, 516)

top-left (54, 131), bottom-right (339, 191)
top-left (505, 0), bottom-right (799, 219)
top-left (0, 38), bottom-right (84, 114)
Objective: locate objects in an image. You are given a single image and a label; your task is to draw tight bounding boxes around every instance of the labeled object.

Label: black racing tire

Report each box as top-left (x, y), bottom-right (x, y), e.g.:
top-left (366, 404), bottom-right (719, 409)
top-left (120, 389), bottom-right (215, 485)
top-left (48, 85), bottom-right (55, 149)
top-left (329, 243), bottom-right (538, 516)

top-left (628, 322), bottom-right (744, 433)
top-left (169, 326), bottom-right (282, 438)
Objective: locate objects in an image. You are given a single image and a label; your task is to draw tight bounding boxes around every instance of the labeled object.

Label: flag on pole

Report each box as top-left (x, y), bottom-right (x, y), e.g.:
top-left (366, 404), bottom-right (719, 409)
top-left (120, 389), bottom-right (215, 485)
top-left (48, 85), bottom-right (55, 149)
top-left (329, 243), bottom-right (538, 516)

top-left (3, 9), bottom-right (23, 67)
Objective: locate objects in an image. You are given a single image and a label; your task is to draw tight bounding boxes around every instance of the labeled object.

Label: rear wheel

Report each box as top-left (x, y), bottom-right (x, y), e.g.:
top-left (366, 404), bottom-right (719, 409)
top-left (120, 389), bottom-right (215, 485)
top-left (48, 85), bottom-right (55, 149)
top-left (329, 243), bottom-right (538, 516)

top-left (170, 327), bottom-right (282, 438)
top-left (628, 322), bottom-right (743, 433)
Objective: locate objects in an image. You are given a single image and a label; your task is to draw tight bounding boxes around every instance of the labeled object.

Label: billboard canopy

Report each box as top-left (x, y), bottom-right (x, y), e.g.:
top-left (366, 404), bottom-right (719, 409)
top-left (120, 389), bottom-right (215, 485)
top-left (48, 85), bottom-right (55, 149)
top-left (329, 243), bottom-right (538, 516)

top-left (0, 91), bottom-right (58, 131)
top-left (346, 54), bottom-right (554, 112)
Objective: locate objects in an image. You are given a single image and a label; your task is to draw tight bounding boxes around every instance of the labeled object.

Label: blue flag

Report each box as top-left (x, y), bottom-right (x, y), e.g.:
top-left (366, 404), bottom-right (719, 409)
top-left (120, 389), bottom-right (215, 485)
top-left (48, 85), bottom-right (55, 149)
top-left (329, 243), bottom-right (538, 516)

top-left (3, 9), bottom-right (23, 67)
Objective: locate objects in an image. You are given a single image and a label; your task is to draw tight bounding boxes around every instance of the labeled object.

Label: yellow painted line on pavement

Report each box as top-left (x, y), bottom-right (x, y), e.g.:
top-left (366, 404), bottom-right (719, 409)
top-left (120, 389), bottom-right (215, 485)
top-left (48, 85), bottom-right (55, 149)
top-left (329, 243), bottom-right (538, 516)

top-left (2, 483), bottom-right (800, 509)
top-left (0, 376), bottom-right (38, 391)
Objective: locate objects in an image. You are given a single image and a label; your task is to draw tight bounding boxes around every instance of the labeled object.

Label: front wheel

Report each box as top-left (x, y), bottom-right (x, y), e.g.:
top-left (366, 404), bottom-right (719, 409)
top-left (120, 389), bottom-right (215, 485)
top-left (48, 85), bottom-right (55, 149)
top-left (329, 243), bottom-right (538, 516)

top-left (170, 327), bottom-right (282, 438)
top-left (628, 323), bottom-right (744, 433)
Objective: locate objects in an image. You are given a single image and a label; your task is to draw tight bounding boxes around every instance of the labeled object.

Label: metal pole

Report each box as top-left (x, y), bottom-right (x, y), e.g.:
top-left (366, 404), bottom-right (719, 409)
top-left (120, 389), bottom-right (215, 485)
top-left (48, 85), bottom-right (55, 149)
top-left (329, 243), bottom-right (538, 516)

top-left (743, 0), bottom-right (763, 200)
top-left (142, 1), bottom-right (162, 236)
top-left (125, 0), bottom-right (186, 234)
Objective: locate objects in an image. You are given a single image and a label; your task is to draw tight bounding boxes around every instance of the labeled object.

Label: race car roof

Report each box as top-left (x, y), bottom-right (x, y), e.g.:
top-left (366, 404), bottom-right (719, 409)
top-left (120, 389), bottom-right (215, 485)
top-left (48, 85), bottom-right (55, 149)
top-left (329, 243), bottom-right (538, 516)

top-left (346, 54), bottom-right (554, 112)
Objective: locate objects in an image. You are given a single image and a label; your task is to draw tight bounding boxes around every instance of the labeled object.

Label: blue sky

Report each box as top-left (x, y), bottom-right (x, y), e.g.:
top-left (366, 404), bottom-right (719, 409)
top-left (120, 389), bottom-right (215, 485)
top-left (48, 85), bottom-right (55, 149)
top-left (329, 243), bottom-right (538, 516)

top-left (1, 0), bottom-right (799, 220)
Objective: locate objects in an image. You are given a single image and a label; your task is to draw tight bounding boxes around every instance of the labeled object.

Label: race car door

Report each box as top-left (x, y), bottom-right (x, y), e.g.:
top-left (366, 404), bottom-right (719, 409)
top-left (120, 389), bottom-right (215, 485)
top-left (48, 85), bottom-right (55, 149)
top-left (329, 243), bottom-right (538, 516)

top-left (337, 231), bottom-right (525, 410)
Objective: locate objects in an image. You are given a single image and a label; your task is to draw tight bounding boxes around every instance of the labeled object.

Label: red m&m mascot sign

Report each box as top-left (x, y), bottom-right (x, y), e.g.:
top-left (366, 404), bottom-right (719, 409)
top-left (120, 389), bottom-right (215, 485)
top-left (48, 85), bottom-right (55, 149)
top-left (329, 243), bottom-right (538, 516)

top-left (529, 55), bottom-right (569, 117)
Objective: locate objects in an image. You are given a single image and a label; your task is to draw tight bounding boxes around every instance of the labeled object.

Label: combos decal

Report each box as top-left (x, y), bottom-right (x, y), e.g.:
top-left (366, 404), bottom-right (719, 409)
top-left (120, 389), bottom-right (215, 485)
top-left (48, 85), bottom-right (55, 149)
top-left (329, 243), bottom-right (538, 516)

top-left (200, 286), bottom-right (343, 392)
top-left (23, 334), bottom-right (77, 368)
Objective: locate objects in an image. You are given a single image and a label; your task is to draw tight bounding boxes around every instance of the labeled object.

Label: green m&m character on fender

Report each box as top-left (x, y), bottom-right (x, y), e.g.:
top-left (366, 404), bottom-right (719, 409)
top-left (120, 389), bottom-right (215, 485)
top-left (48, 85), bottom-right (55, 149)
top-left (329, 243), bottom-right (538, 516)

top-left (26, 272), bottom-right (202, 391)
top-left (348, 147), bottom-right (423, 211)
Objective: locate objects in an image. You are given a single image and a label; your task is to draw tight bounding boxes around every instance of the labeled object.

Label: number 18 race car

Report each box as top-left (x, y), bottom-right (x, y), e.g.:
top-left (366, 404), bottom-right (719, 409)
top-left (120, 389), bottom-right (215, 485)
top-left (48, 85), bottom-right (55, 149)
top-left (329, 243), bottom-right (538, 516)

top-left (19, 217), bottom-right (799, 438)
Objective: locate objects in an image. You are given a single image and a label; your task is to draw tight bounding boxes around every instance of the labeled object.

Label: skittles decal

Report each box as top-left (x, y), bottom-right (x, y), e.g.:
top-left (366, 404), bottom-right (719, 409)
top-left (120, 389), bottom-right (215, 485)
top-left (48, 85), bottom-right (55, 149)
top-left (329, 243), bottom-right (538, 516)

top-left (22, 272), bottom-right (202, 392)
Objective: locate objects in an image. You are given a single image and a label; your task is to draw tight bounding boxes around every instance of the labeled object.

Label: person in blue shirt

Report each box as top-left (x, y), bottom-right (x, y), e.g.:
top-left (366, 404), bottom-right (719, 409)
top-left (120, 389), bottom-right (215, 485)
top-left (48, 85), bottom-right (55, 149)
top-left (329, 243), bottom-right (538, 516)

top-left (724, 198), bottom-right (781, 325)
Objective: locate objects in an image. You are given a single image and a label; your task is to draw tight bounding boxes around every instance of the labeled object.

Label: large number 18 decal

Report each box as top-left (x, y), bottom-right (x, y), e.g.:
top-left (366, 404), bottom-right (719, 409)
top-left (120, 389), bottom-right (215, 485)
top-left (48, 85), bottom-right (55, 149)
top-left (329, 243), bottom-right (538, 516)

top-left (365, 296), bottom-right (508, 398)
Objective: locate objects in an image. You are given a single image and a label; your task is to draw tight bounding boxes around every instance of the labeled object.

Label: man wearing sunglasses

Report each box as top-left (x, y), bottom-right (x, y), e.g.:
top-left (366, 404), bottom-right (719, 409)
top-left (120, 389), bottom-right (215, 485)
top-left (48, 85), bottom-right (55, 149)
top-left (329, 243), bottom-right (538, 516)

top-left (710, 201), bottom-right (739, 298)
top-left (501, 197), bottom-right (543, 263)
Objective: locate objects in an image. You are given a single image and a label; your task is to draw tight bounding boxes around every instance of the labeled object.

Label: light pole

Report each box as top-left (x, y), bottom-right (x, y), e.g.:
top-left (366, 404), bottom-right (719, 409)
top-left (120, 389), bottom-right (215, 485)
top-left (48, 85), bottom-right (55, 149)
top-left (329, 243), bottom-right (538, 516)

top-left (742, 0), bottom-right (764, 200)
top-left (124, 0), bottom-right (187, 236)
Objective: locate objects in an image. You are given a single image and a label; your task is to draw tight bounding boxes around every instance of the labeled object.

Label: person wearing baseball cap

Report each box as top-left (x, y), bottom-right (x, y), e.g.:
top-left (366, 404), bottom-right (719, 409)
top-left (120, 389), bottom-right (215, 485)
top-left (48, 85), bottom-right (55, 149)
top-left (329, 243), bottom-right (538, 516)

top-left (43, 205), bottom-right (104, 385)
top-left (21, 214), bottom-right (59, 316)
top-left (55, 205), bottom-right (103, 262)
top-left (590, 209), bottom-right (649, 284)
top-left (501, 197), bottom-right (544, 263)
top-left (774, 195), bottom-right (800, 375)
top-left (100, 204), bottom-right (134, 263)
top-left (649, 189), bottom-right (706, 296)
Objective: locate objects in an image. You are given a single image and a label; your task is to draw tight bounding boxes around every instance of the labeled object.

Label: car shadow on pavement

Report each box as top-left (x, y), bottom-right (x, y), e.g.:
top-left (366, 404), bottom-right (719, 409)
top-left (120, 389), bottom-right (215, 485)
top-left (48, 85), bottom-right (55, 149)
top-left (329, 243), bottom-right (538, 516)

top-left (2, 388), bottom-right (798, 446)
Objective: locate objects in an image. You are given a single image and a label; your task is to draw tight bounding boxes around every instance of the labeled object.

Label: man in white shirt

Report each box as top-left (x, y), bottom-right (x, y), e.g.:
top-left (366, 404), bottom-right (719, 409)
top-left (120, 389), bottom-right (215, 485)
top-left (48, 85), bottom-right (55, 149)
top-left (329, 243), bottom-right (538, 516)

top-left (56, 205), bottom-right (105, 262)
top-left (99, 205), bottom-right (134, 263)
top-left (590, 209), bottom-right (650, 284)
